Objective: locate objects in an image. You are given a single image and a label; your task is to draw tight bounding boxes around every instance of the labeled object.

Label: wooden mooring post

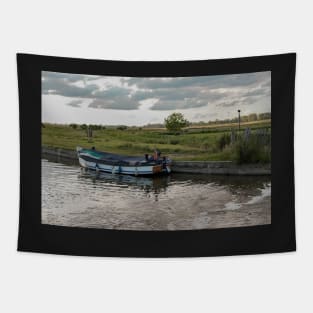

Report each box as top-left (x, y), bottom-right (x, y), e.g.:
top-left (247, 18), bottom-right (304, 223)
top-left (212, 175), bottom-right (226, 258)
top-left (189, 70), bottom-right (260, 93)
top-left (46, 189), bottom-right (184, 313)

top-left (86, 126), bottom-right (93, 142)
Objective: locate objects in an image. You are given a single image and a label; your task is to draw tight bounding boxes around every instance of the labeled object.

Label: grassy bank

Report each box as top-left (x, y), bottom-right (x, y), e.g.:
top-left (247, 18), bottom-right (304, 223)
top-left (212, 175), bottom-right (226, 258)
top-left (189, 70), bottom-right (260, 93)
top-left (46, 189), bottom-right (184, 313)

top-left (42, 121), bottom-right (271, 162)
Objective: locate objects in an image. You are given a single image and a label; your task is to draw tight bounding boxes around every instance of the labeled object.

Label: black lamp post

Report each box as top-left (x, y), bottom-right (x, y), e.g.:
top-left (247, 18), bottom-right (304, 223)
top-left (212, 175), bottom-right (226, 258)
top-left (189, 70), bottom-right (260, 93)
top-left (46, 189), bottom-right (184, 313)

top-left (238, 109), bottom-right (241, 131)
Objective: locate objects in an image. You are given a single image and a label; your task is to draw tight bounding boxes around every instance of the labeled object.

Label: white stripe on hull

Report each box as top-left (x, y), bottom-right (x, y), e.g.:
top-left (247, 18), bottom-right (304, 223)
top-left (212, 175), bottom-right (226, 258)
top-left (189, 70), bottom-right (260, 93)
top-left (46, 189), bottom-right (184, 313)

top-left (78, 157), bottom-right (168, 175)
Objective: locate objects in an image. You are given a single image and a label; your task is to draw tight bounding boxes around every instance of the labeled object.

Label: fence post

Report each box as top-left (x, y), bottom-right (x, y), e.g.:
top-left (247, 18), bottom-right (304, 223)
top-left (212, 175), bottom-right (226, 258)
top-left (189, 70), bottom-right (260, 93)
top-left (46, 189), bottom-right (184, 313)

top-left (86, 126), bottom-right (93, 142)
top-left (230, 128), bottom-right (235, 144)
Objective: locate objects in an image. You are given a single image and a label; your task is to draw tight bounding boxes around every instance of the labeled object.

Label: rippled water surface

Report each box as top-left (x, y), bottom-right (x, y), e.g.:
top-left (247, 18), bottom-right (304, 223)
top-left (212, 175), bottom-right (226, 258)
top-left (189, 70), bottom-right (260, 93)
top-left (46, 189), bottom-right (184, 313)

top-left (42, 157), bottom-right (271, 230)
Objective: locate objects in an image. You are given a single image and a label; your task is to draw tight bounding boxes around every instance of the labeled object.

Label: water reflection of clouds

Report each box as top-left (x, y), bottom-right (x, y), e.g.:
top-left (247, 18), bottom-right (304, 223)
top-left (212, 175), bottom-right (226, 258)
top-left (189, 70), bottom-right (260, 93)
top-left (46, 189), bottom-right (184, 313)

top-left (79, 167), bottom-right (271, 203)
top-left (42, 158), bottom-right (271, 230)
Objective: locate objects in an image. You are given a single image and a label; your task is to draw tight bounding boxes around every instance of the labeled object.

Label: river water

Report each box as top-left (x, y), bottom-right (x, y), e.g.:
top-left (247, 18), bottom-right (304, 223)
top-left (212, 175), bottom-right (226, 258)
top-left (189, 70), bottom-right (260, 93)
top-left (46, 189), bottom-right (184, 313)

top-left (42, 157), bottom-right (271, 230)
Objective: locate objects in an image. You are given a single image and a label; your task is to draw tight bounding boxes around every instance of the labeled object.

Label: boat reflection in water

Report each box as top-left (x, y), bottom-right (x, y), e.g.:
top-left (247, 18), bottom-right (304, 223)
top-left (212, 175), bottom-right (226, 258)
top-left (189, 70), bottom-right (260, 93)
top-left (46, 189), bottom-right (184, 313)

top-left (79, 167), bottom-right (171, 201)
top-left (78, 166), bottom-right (270, 202)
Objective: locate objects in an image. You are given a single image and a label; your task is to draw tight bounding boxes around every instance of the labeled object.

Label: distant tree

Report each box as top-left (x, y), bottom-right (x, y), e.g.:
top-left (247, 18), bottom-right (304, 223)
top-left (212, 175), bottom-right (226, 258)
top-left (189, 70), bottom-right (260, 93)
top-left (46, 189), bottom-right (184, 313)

top-left (248, 113), bottom-right (258, 122)
top-left (89, 124), bottom-right (102, 130)
top-left (80, 124), bottom-right (87, 130)
top-left (117, 125), bottom-right (128, 131)
top-left (241, 116), bottom-right (249, 123)
top-left (258, 112), bottom-right (271, 120)
top-left (69, 123), bottom-right (77, 129)
top-left (164, 112), bottom-right (189, 132)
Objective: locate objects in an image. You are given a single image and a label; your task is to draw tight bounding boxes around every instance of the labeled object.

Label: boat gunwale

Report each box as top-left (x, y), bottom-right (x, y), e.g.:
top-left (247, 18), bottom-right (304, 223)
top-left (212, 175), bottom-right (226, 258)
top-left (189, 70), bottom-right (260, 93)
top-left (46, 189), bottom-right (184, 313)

top-left (78, 148), bottom-right (172, 167)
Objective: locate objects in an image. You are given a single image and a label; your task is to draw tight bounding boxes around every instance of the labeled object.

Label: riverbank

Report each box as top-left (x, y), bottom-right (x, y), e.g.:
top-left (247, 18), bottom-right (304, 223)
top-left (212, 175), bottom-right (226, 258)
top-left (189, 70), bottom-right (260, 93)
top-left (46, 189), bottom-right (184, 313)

top-left (42, 122), bottom-right (271, 162)
top-left (42, 146), bottom-right (271, 175)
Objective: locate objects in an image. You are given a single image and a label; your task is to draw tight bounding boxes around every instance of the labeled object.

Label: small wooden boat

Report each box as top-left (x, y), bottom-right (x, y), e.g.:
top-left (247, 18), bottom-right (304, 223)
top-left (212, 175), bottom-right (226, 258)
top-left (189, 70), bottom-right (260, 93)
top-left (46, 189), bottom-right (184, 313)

top-left (76, 146), bottom-right (172, 176)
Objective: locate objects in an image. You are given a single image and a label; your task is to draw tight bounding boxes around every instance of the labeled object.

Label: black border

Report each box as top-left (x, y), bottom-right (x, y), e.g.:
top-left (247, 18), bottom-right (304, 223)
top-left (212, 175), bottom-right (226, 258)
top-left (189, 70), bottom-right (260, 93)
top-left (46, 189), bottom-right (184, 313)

top-left (17, 53), bottom-right (296, 257)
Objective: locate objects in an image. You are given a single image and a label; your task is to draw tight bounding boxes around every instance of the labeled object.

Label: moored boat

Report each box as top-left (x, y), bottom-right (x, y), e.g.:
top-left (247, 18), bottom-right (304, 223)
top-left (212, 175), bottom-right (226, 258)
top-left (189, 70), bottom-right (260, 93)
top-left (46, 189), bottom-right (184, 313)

top-left (76, 146), bottom-right (172, 176)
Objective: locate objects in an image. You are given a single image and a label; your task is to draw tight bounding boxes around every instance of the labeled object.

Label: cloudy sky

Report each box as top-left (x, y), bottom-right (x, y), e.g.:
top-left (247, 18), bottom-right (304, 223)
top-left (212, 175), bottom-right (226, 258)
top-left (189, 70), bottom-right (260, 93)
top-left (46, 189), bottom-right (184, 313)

top-left (42, 71), bottom-right (271, 126)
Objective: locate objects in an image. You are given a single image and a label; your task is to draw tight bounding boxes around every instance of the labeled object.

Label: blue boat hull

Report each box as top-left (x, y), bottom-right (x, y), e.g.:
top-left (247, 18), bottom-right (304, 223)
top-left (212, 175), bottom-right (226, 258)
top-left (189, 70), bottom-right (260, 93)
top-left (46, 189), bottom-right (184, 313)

top-left (77, 147), bottom-right (171, 176)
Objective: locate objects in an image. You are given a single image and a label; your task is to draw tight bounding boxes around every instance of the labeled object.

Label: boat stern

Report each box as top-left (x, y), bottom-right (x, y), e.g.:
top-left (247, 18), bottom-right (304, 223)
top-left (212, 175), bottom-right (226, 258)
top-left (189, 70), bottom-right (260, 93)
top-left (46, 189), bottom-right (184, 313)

top-left (153, 164), bottom-right (163, 174)
top-left (161, 157), bottom-right (172, 174)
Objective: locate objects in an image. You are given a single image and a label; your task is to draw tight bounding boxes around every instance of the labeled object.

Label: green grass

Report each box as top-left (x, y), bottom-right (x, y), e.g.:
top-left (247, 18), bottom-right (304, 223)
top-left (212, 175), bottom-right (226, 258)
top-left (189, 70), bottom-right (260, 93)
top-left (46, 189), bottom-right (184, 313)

top-left (42, 121), bottom-right (271, 163)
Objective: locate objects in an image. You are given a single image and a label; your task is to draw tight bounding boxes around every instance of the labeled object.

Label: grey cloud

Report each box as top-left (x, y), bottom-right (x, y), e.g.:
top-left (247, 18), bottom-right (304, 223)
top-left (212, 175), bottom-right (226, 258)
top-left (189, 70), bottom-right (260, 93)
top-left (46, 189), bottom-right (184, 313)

top-left (93, 87), bottom-right (130, 99)
top-left (150, 98), bottom-right (208, 110)
top-left (260, 79), bottom-right (271, 88)
top-left (218, 100), bottom-right (245, 108)
top-left (131, 90), bottom-right (153, 101)
top-left (126, 72), bottom-right (270, 90)
top-left (42, 72), bottom-right (138, 110)
top-left (42, 73), bottom-right (98, 98)
top-left (88, 97), bottom-right (140, 110)
top-left (217, 93), bottom-right (270, 108)
top-left (66, 100), bottom-right (82, 108)
top-left (42, 71), bottom-right (270, 112)
top-left (127, 72), bottom-right (270, 110)
top-left (193, 112), bottom-right (218, 120)
top-left (131, 87), bottom-right (225, 110)
top-left (42, 71), bottom-right (101, 83)
top-left (243, 87), bottom-right (270, 98)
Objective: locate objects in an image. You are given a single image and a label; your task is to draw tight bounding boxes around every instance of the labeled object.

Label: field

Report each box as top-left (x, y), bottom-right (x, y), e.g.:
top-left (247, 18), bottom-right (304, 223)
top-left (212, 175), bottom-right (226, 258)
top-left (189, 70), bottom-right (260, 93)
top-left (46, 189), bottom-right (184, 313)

top-left (42, 120), bottom-right (271, 162)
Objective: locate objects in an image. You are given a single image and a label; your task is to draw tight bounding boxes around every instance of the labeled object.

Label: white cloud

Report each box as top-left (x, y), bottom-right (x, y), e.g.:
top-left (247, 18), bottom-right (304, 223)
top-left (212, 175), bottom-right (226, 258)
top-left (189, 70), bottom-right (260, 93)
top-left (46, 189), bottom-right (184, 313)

top-left (42, 71), bottom-right (271, 125)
